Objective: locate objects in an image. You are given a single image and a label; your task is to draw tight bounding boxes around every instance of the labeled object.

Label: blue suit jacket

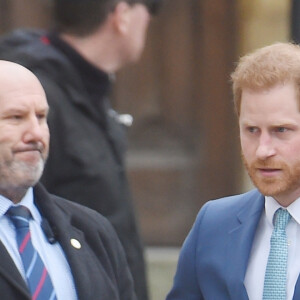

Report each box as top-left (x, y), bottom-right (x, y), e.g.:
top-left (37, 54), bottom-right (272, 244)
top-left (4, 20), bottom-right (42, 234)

top-left (166, 189), bottom-right (300, 299)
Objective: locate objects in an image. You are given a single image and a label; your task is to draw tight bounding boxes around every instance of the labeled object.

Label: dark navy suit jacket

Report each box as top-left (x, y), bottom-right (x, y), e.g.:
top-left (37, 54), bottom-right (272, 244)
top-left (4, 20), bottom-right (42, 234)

top-left (167, 189), bottom-right (300, 299)
top-left (0, 183), bottom-right (136, 300)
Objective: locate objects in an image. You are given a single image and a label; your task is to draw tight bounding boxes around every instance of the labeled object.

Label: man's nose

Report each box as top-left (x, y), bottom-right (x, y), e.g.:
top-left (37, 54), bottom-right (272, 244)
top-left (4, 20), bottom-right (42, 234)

top-left (256, 133), bottom-right (276, 160)
top-left (23, 117), bottom-right (44, 143)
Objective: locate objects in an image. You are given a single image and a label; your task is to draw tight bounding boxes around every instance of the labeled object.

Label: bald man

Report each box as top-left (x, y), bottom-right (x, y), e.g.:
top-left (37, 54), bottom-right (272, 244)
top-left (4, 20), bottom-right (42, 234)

top-left (0, 60), bottom-right (136, 300)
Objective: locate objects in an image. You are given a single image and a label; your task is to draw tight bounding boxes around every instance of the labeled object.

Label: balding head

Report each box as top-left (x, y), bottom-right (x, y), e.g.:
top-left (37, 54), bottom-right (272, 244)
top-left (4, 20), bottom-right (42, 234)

top-left (0, 60), bottom-right (46, 98)
top-left (0, 60), bottom-right (49, 203)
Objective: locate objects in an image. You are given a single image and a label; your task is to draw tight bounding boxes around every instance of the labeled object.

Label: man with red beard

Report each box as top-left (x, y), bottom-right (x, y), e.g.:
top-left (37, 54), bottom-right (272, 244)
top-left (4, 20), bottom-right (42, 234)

top-left (167, 42), bottom-right (300, 300)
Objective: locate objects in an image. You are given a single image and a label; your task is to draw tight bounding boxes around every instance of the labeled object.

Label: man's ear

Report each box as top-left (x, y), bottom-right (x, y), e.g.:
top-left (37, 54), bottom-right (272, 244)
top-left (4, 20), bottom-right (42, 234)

top-left (111, 1), bottom-right (131, 35)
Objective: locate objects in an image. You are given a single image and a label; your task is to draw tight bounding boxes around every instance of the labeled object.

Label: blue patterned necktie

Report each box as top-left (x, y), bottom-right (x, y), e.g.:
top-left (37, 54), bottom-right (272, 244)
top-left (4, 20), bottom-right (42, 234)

top-left (263, 208), bottom-right (291, 300)
top-left (6, 206), bottom-right (57, 300)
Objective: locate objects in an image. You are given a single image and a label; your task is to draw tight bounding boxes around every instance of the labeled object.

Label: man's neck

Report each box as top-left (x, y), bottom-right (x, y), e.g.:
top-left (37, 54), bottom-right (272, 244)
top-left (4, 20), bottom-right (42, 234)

top-left (59, 32), bottom-right (124, 73)
top-left (274, 188), bottom-right (300, 207)
top-left (0, 186), bottom-right (27, 204)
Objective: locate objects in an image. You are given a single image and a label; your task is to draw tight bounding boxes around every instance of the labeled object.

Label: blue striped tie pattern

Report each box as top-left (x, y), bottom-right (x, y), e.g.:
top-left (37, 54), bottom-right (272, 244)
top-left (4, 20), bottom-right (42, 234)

top-left (263, 208), bottom-right (291, 300)
top-left (7, 206), bottom-right (57, 300)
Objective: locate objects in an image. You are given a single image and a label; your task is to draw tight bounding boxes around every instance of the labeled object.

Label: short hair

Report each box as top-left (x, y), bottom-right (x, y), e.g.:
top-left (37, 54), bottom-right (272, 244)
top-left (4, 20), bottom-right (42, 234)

top-left (52, 0), bottom-right (163, 36)
top-left (231, 42), bottom-right (300, 116)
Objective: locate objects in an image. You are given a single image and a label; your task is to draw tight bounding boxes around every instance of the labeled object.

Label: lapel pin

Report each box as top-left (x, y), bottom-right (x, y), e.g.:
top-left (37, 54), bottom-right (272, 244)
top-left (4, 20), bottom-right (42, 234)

top-left (70, 238), bottom-right (81, 249)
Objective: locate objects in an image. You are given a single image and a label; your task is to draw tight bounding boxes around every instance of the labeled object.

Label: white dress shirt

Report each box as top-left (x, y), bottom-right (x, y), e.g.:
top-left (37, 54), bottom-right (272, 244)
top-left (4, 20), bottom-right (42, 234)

top-left (0, 188), bottom-right (77, 299)
top-left (244, 196), bottom-right (300, 300)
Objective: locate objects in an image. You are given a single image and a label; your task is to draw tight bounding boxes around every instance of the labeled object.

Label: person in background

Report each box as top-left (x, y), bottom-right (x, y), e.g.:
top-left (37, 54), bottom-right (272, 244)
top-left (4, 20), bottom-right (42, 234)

top-left (167, 42), bottom-right (300, 299)
top-left (0, 1), bottom-right (163, 299)
top-left (0, 60), bottom-right (136, 300)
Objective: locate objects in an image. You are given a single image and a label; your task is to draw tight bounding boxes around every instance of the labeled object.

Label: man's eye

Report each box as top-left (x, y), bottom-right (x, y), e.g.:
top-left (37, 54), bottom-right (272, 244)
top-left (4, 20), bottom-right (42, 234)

top-left (247, 127), bottom-right (257, 133)
top-left (11, 115), bottom-right (22, 120)
top-left (37, 114), bottom-right (46, 120)
top-left (276, 127), bottom-right (287, 133)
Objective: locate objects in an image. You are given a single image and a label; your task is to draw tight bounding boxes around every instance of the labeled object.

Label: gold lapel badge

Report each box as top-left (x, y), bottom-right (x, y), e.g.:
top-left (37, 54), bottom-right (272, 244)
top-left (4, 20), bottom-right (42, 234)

top-left (70, 238), bottom-right (81, 249)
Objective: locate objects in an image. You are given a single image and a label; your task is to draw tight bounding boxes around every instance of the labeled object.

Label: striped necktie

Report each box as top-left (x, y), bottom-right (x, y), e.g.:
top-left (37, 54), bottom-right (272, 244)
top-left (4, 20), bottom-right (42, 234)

top-left (7, 206), bottom-right (57, 300)
top-left (263, 208), bottom-right (291, 300)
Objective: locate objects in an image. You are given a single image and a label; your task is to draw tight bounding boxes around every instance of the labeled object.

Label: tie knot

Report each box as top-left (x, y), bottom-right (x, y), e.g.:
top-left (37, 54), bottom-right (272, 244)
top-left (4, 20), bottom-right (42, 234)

top-left (6, 206), bottom-right (31, 229)
top-left (274, 208), bottom-right (291, 232)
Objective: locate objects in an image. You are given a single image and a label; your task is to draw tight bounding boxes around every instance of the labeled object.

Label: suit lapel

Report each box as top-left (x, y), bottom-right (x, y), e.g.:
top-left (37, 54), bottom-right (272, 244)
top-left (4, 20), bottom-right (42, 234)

top-left (293, 276), bottom-right (300, 299)
top-left (54, 225), bottom-right (96, 299)
top-left (225, 191), bottom-right (264, 300)
top-left (34, 184), bottom-right (96, 299)
top-left (0, 241), bottom-right (30, 299)
top-left (34, 183), bottom-right (119, 300)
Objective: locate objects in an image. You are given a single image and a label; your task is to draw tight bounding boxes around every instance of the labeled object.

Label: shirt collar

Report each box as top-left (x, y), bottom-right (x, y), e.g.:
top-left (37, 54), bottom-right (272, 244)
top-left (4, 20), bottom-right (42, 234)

top-left (265, 195), bottom-right (300, 226)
